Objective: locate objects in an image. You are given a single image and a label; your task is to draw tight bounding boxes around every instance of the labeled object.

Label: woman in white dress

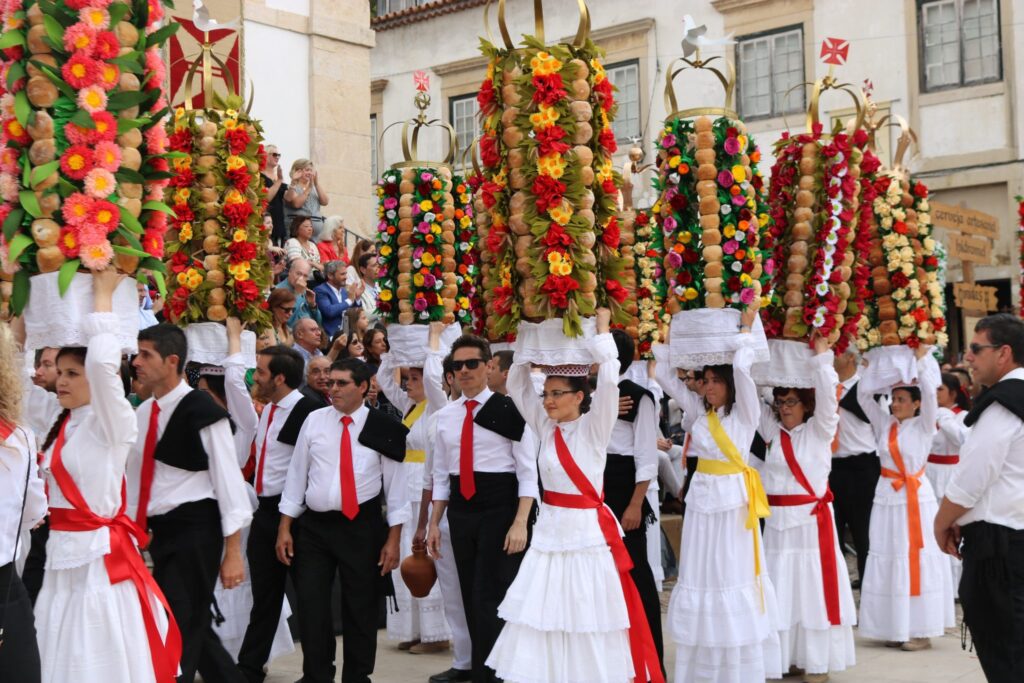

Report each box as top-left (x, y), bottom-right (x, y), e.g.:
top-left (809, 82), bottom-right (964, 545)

top-left (34, 268), bottom-right (180, 683)
top-left (927, 372), bottom-right (970, 600)
top-left (757, 336), bottom-right (856, 683)
top-left (654, 308), bottom-right (781, 683)
top-left (857, 345), bottom-right (955, 650)
top-left (0, 322), bottom-right (47, 681)
top-left (377, 333), bottom-right (451, 653)
top-left (487, 309), bottom-right (663, 683)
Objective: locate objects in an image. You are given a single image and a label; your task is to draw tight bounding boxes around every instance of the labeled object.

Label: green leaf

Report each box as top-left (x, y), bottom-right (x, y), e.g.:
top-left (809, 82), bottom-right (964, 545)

top-left (18, 189), bottom-right (41, 218)
top-left (141, 200), bottom-right (176, 215)
top-left (41, 14), bottom-right (63, 50)
top-left (5, 61), bottom-right (25, 91)
top-left (20, 155), bottom-right (30, 188)
top-left (139, 256), bottom-right (165, 273)
top-left (33, 61), bottom-right (76, 99)
top-left (116, 117), bottom-right (147, 134)
top-left (145, 22), bottom-right (178, 49)
top-left (152, 269), bottom-right (166, 298)
top-left (69, 108), bottom-right (95, 129)
top-left (30, 161), bottom-right (60, 189)
top-left (110, 52), bottom-right (143, 74)
top-left (116, 226), bottom-right (143, 251)
top-left (108, 1), bottom-right (131, 25)
top-left (142, 170), bottom-right (175, 181)
top-left (0, 30), bottom-right (25, 49)
top-left (7, 232), bottom-right (32, 261)
top-left (119, 205), bottom-right (144, 233)
top-left (2, 207), bottom-right (23, 241)
top-left (11, 269), bottom-right (29, 316)
top-left (56, 177), bottom-right (77, 198)
top-left (106, 90), bottom-right (149, 112)
top-left (57, 258), bottom-right (81, 296)
top-left (13, 90), bottom-right (30, 127)
top-left (113, 244), bottom-right (149, 259)
top-left (116, 168), bottom-right (146, 184)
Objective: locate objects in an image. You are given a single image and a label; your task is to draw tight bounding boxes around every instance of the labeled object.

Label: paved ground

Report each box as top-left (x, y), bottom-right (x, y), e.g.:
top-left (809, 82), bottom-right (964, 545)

top-left (264, 609), bottom-right (987, 682)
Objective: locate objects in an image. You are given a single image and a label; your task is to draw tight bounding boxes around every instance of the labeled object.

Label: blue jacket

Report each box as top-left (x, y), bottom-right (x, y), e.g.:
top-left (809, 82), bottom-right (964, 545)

top-left (313, 281), bottom-right (355, 337)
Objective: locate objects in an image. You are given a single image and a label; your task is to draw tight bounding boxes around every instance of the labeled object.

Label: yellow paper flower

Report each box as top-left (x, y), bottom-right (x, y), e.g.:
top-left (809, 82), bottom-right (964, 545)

top-left (380, 245), bottom-right (392, 257)
top-left (172, 156), bottom-right (191, 172)
top-left (173, 188), bottom-right (191, 204)
top-left (548, 203), bottom-right (573, 225)
top-left (530, 51), bottom-right (563, 77)
top-left (379, 289), bottom-right (393, 302)
top-left (420, 200), bottom-right (433, 211)
top-left (179, 224), bottom-right (193, 241)
top-left (529, 105), bottom-right (559, 131)
top-left (422, 252), bottom-right (436, 266)
top-left (537, 152), bottom-right (567, 179)
top-left (547, 251), bottom-right (564, 264)
top-left (732, 165), bottom-right (747, 183)
top-left (684, 287), bottom-right (698, 300)
top-left (233, 230), bottom-right (247, 242)
top-left (226, 156), bottom-right (246, 171)
top-left (723, 225), bottom-right (736, 239)
top-left (224, 189), bottom-right (245, 205)
top-left (413, 273), bottom-right (425, 286)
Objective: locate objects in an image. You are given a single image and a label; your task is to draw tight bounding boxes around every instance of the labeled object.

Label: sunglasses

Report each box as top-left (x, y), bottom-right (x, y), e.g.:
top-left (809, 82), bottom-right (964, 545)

top-left (539, 389), bottom-right (577, 400)
top-left (280, 306), bottom-right (295, 313)
top-left (450, 359), bottom-right (483, 371)
top-left (773, 398), bottom-right (803, 408)
top-left (969, 343), bottom-right (1001, 355)
top-left (326, 379), bottom-right (353, 387)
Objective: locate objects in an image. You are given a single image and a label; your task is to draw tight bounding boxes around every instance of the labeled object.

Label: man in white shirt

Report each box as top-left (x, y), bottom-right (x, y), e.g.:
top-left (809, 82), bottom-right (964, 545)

top-left (607, 329), bottom-right (664, 671)
top-left (426, 335), bottom-right (538, 683)
top-left (485, 350), bottom-right (513, 395)
top-left (830, 348), bottom-right (880, 586)
top-left (935, 313), bottom-right (1024, 681)
top-left (128, 324), bottom-right (253, 683)
top-left (237, 345), bottom-right (321, 682)
top-left (276, 358), bottom-right (409, 683)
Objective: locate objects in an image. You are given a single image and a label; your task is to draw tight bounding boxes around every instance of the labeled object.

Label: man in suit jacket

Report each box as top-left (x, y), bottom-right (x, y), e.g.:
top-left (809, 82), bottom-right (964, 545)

top-left (313, 261), bottom-right (358, 337)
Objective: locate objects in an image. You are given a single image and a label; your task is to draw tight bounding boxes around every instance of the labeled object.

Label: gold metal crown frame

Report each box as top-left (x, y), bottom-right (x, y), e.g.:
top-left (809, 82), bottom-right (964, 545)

top-left (484, 0), bottom-right (592, 50)
top-left (663, 51), bottom-right (737, 121)
top-left (379, 90), bottom-right (458, 171)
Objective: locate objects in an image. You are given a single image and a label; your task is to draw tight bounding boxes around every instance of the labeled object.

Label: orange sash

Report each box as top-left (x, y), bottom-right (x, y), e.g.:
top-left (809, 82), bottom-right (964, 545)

top-left (881, 422), bottom-right (925, 597)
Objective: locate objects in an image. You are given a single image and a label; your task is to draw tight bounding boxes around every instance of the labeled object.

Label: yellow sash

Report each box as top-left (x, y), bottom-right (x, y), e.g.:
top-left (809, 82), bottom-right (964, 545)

top-left (697, 410), bottom-right (771, 610)
top-left (402, 401), bottom-right (427, 463)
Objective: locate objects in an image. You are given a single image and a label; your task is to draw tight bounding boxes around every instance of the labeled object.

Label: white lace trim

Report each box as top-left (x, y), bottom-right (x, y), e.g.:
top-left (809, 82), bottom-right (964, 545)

top-left (24, 272), bottom-right (139, 353)
top-left (514, 318), bottom-right (598, 366)
top-left (185, 322), bottom-right (258, 366)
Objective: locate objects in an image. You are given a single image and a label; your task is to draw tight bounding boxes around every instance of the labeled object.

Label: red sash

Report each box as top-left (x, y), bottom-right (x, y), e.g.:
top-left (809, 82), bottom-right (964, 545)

top-left (47, 418), bottom-right (182, 682)
top-left (766, 431), bottom-right (841, 626)
top-left (927, 454), bottom-right (959, 465)
top-left (881, 422), bottom-right (925, 597)
top-left (542, 427), bottom-right (664, 683)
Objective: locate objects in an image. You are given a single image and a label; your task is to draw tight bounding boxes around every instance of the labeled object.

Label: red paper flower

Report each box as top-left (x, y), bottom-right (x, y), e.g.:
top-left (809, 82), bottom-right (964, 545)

top-left (60, 145), bottom-right (95, 180)
top-left (604, 278), bottom-right (628, 303)
top-left (477, 78), bottom-right (496, 115)
top-left (532, 175), bottom-right (566, 213)
top-left (225, 127), bottom-right (251, 156)
top-left (234, 279), bottom-right (260, 303)
top-left (531, 74), bottom-right (567, 106)
top-left (541, 274), bottom-right (579, 309)
top-left (598, 127), bottom-right (618, 154)
top-left (535, 126), bottom-right (569, 157)
top-left (62, 53), bottom-right (101, 89)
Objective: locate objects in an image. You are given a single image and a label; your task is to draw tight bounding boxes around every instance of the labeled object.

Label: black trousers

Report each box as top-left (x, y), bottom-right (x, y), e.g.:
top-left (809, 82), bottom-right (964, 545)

top-left (22, 522), bottom-right (48, 604)
top-left (680, 455), bottom-right (698, 517)
top-left (238, 495), bottom-right (298, 683)
top-left (296, 500), bottom-right (387, 683)
top-left (0, 563), bottom-right (41, 683)
top-left (148, 499), bottom-right (246, 683)
top-left (828, 452), bottom-right (879, 581)
top-left (960, 521), bottom-right (1024, 682)
top-left (448, 473), bottom-right (526, 683)
top-left (604, 454), bottom-right (665, 678)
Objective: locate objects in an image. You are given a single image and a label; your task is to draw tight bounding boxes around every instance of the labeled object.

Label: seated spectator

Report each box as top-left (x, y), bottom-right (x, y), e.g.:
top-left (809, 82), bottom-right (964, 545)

top-left (356, 252), bottom-right (381, 324)
top-left (260, 288), bottom-right (296, 348)
top-left (313, 261), bottom-right (359, 338)
top-left (363, 328), bottom-right (388, 371)
top-left (275, 258), bottom-right (322, 328)
top-left (344, 239), bottom-right (375, 287)
top-left (339, 333), bottom-right (365, 361)
top-left (317, 216), bottom-right (348, 265)
top-left (301, 356), bottom-right (332, 406)
top-left (343, 307), bottom-right (368, 340)
top-left (284, 215), bottom-right (323, 272)
top-left (292, 318), bottom-right (324, 366)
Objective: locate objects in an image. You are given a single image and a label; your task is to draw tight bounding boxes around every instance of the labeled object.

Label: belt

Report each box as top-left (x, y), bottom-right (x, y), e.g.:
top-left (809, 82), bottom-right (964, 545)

top-left (927, 453), bottom-right (959, 465)
top-left (883, 422), bottom-right (925, 596)
top-left (405, 449), bottom-right (426, 463)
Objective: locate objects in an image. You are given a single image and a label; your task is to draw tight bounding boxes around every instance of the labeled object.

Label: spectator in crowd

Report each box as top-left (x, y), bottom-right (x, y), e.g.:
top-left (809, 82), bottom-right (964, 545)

top-left (284, 159), bottom-right (328, 235)
top-left (314, 261), bottom-right (360, 338)
top-left (293, 318), bottom-right (324, 367)
top-left (363, 328), bottom-right (388, 371)
top-left (302, 356), bottom-right (332, 406)
top-left (263, 144), bottom-right (288, 247)
top-left (317, 216), bottom-right (349, 265)
top-left (260, 288), bottom-right (296, 348)
top-left (326, 331), bottom-right (349, 362)
top-left (275, 259), bottom-right (322, 329)
top-left (345, 239), bottom-right (375, 287)
top-left (950, 366), bottom-right (978, 399)
top-left (138, 280), bottom-right (159, 329)
top-left (357, 253), bottom-right (380, 324)
top-left (486, 350), bottom-right (513, 395)
top-left (340, 333), bottom-right (365, 362)
top-left (284, 215), bottom-right (323, 272)
top-left (344, 307), bottom-right (369, 341)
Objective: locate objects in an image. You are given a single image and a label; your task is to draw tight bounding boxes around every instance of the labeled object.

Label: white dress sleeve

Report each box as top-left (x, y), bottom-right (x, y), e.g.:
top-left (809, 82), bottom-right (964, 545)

top-left (82, 313), bottom-right (138, 449)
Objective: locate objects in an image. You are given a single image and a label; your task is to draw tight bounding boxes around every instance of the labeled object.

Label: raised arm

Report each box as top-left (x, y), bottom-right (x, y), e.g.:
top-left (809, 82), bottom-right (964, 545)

top-left (583, 309), bottom-right (618, 448)
top-left (856, 365), bottom-right (892, 435)
top-left (376, 352), bottom-right (412, 415)
top-left (423, 323), bottom-right (449, 412)
top-left (731, 335), bottom-right (761, 429)
top-left (807, 342), bottom-right (840, 442)
top-left (224, 318), bottom-right (258, 467)
top-left (916, 350), bottom-right (940, 438)
top-left (652, 344), bottom-right (704, 430)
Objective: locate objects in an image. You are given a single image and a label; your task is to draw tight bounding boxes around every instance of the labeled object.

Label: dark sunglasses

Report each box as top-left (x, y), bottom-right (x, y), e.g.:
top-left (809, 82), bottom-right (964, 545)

top-left (270, 152), bottom-right (281, 157)
top-left (969, 343), bottom-right (1001, 355)
top-left (280, 306), bottom-right (295, 313)
top-left (451, 359), bottom-right (483, 371)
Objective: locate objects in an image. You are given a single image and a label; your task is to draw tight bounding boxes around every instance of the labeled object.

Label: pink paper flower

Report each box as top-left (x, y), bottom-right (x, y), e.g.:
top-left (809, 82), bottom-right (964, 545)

top-left (78, 220), bottom-right (109, 246)
top-left (662, 215), bottom-right (677, 231)
top-left (717, 170), bottom-right (734, 187)
top-left (723, 137), bottom-right (740, 155)
top-left (739, 288), bottom-right (756, 305)
top-left (93, 141), bottom-right (121, 172)
top-left (79, 239), bottom-right (113, 269)
top-left (83, 168), bottom-right (116, 198)
top-left (145, 48), bottom-right (166, 89)
top-left (62, 193), bottom-right (94, 225)
top-left (0, 172), bottom-right (18, 202)
top-left (413, 297), bottom-right (429, 311)
top-left (722, 240), bottom-right (738, 255)
top-left (383, 197), bottom-right (398, 210)
top-left (661, 134), bottom-right (676, 148)
top-left (144, 124), bottom-right (168, 155)
top-left (666, 251), bottom-right (682, 268)
top-left (77, 85), bottom-right (107, 113)
top-left (62, 23), bottom-right (97, 54)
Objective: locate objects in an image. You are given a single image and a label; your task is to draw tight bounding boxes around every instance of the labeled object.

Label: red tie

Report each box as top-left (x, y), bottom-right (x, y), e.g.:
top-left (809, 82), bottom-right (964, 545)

top-left (459, 400), bottom-right (479, 499)
top-left (339, 415), bottom-right (358, 520)
top-left (255, 404), bottom-right (279, 495)
top-left (135, 401), bottom-right (161, 530)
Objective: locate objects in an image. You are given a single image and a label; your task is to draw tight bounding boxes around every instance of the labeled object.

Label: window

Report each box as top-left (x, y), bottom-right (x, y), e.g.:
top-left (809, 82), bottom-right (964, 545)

top-left (449, 94), bottom-right (479, 163)
top-left (370, 114), bottom-right (378, 181)
top-left (736, 26), bottom-right (805, 120)
top-left (605, 60), bottom-right (640, 142)
top-left (375, 0), bottom-right (424, 15)
top-left (919, 0), bottom-right (1000, 91)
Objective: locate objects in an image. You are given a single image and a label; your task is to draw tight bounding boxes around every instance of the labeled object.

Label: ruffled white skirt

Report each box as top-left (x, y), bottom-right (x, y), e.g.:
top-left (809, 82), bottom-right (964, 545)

top-left (388, 499), bottom-right (450, 643)
top-left (35, 556), bottom-right (170, 683)
top-left (858, 491), bottom-right (956, 642)
top-left (925, 463), bottom-right (962, 597)
top-left (485, 504), bottom-right (634, 683)
top-left (668, 500), bottom-right (781, 683)
top-left (763, 517), bottom-right (856, 675)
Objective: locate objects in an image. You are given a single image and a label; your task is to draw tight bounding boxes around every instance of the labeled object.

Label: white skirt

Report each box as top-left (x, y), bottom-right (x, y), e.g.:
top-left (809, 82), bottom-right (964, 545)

top-left (35, 556), bottom-right (170, 683)
top-left (763, 518), bottom-right (856, 675)
top-left (858, 492), bottom-right (956, 642)
top-left (388, 499), bottom-right (450, 643)
top-left (668, 501), bottom-right (781, 683)
top-left (925, 462), bottom-right (963, 598)
top-left (486, 506), bottom-right (634, 683)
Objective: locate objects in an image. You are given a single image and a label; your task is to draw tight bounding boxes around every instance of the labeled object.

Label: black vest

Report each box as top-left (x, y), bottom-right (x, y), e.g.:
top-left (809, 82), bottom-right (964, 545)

top-left (964, 378), bottom-right (1024, 427)
top-left (277, 394), bottom-right (326, 446)
top-left (152, 390), bottom-right (231, 472)
top-left (357, 407), bottom-right (409, 462)
top-left (838, 380), bottom-right (871, 424)
top-left (617, 379), bottom-right (654, 424)
top-left (473, 393), bottom-right (526, 442)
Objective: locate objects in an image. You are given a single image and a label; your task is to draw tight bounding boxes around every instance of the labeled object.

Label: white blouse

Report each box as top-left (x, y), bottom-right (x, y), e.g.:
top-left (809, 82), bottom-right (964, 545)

top-left (757, 352), bottom-right (840, 531)
top-left (507, 333), bottom-right (619, 551)
top-left (930, 406), bottom-right (967, 458)
top-left (858, 354), bottom-right (940, 508)
top-left (653, 346), bottom-right (713, 461)
top-left (0, 422), bottom-right (46, 565)
top-left (41, 313), bottom-right (139, 570)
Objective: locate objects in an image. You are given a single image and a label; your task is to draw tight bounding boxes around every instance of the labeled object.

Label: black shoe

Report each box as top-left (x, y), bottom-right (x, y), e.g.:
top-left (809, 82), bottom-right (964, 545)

top-left (429, 668), bottom-right (472, 683)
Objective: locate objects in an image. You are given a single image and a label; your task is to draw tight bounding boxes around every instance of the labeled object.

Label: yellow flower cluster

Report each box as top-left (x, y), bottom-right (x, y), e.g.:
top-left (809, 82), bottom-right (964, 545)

top-left (529, 105), bottom-right (559, 131)
top-left (228, 261), bottom-right (251, 281)
top-left (531, 51), bottom-right (563, 76)
top-left (177, 267), bottom-right (203, 290)
top-left (547, 250), bottom-right (573, 276)
top-left (537, 152), bottom-right (566, 179)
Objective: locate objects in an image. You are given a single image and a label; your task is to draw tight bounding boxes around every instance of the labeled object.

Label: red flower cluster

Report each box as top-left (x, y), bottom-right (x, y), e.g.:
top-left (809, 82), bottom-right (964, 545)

top-left (531, 74), bottom-right (567, 106)
top-left (234, 279), bottom-right (260, 304)
top-left (541, 274), bottom-right (579, 309)
top-left (532, 175), bottom-right (565, 213)
top-left (226, 127), bottom-right (251, 156)
top-left (224, 200), bottom-right (254, 227)
top-left (227, 239), bottom-right (257, 264)
top-left (535, 126), bottom-right (569, 157)
top-left (477, 78), bottom-right (497, 116)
